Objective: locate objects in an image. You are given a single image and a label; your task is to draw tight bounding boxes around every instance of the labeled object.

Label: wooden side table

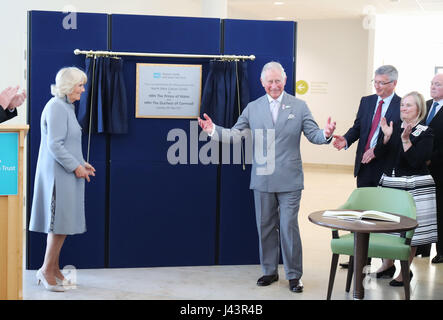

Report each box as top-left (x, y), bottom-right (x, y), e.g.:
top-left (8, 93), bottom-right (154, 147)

top-left (308, 210), bottom-right (417, 300)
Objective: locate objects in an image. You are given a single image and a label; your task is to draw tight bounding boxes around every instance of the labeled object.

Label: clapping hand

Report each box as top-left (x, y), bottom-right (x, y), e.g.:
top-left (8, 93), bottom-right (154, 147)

top-left (401, 122), bottom-right (412, 143)
top-left (380, 117), bottom-right (393, 143)
top-left (0, 86), bottom-right (19, 110)
top-left (8, 89), bottom-right (26, 110)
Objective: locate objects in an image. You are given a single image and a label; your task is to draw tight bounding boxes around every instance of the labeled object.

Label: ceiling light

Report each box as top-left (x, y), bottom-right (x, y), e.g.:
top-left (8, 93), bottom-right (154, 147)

top-left (274, 2), bottom-right (285, 5)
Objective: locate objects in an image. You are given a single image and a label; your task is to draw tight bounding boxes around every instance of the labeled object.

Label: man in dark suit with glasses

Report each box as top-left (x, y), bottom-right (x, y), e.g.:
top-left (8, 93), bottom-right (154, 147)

top-left (332, 65), bottom-right (401, 271)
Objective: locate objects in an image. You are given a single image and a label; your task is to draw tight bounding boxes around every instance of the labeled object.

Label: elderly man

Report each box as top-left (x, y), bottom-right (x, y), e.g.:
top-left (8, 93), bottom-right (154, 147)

top-left (424, 73), bottom-right (443, 264)
top-left (0, 86), bottom-right (26, 123)
top-left (198, 61), bottom-right (336, 293)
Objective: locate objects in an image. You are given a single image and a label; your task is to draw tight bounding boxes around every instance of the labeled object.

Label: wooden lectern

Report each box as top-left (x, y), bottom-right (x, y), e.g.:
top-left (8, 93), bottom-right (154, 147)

top-left (0, 125), bottom-right (29, 300)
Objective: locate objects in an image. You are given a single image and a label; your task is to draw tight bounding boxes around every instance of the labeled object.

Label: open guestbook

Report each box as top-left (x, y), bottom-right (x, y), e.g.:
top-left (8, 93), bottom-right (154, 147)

top-left (322, 210), bottom-right (400, 223)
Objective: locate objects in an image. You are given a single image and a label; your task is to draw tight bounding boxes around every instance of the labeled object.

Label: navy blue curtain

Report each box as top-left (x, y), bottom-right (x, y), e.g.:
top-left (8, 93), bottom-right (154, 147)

top-left (200, 60), bottom-right (250, 264)
top-left (78, 56), bottom-right (128, 134)
top-left (201, 60), bottom-right (249, 127)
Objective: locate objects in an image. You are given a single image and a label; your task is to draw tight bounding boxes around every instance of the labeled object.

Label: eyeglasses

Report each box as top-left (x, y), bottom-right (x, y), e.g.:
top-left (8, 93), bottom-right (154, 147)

top-left (372, 80), bottom-right (394, 86)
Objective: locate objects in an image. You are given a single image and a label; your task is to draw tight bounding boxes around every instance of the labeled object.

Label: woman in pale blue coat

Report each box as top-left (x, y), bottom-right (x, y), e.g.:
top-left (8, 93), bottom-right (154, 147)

top-left (29, 67), bottom-right (96, 292)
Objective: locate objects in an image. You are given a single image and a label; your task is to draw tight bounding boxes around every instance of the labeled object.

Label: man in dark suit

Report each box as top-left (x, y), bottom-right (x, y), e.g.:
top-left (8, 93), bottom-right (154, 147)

top-left (333, 65), bottom-right (401, 187)
top-left (425, 73), bottom-right (443, 264)
top-left (0, 86), bottom-right (26, 123)
top-left (332, 65), bottom-right (401, 270)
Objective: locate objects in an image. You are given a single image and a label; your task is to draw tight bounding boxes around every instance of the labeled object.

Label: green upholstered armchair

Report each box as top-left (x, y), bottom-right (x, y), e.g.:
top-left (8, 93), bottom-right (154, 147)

top-left (327, 187), bottom-right (416, 300)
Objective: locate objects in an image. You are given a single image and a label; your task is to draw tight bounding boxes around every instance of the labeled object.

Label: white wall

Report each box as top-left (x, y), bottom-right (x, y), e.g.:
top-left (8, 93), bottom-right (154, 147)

top-left (296, 18), bottom-right (374, 166)
top-left (0, 0), bottom-right (203, 219)
top-left (0, 0), bottom-right (203, 125)
top-left (1, 1), bottom-right (376, 169)
top-left (374, 14), bottom-right (443, 100)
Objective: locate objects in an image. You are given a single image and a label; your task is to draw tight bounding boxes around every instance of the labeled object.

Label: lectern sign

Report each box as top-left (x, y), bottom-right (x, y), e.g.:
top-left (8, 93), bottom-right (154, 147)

top-left (0, 132), bottom-right (18, 195)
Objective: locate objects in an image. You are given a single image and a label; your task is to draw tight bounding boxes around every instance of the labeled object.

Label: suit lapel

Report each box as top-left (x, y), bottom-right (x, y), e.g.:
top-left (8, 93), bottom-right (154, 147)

top-left (384, 93), bottom-right (400, 121)
top-left (363, 93), bottom-right (399, 138)
top-left (426, 99), bottom-right (443, 125)
top-left (426, 99), bottom-right (433, 115)
top-left (260, 95), bottom-right (274, 130)
top-left (423, 100), bottom-right (433, 125)
top-left (362, 94), bottom-right (379, 138)
top-left (274, 92), bottom-right (292, 139)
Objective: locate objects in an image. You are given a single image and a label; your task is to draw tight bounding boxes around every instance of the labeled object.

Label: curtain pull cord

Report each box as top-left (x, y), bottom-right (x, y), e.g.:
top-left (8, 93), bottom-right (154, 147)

top-left (86, 55), bottom-right (97, 163)
top-left (235, 61), bottom-right (245, 171)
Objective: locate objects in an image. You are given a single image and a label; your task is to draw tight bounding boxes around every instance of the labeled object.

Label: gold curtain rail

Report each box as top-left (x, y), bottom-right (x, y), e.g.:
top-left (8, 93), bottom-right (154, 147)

top-left (74, 49), bottom-right (255, 61)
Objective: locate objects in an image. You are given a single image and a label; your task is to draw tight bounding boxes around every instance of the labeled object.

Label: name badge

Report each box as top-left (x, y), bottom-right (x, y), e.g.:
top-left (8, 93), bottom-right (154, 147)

top-left (412, 124), bottom-right (428, 137)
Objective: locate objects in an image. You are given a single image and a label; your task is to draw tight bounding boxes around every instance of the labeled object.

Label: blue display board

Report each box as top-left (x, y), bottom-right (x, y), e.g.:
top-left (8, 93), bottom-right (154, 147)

top-left (27, 11), bottom-right (108, 269)
top-left (0, 133), bottom-right (18, 195)
top-left (27, 11), bottom-right (296, 269)
top-left (108, 14), bottom-right (220, 267)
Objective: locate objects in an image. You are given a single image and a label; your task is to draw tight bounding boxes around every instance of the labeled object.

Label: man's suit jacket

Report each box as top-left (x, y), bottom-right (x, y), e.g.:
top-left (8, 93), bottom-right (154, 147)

top-left (425, 99), bottom-right (443, 180)
top-left (214, 91), bottom-right (328, 193)
top-left (0, 107), bottom-right (17, 123)
top-left (344, 93), bottom-right (401, 177)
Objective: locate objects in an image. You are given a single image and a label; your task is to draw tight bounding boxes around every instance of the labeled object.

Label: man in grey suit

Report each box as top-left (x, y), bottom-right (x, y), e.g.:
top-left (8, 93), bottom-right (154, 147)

top-left (198, 61), bottom-right (336, 293)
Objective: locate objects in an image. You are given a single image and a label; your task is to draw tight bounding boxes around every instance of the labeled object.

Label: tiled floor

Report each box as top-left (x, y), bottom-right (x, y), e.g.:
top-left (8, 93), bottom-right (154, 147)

top-left (23, 166), bottom-right (443, 300)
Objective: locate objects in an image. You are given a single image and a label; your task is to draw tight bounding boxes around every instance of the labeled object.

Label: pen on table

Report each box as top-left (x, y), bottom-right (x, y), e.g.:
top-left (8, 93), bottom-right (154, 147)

top-left (322, 216), bottom-right (376, 225)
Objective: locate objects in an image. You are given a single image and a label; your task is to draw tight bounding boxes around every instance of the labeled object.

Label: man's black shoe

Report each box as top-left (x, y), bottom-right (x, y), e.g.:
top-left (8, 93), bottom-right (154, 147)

top-left (432, 255), bottom-right (443, 264)
top-left (256, 274), bottom-right (278, 286)
top-left (289, 278), bottom-right (303, 293)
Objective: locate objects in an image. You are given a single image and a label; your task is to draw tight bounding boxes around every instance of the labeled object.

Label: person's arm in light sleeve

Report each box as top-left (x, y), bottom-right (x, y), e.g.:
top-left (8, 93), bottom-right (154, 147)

top-left (199, 106), bottom-right (251, 142)
top-left (46, 103), bottom-right (82, 172)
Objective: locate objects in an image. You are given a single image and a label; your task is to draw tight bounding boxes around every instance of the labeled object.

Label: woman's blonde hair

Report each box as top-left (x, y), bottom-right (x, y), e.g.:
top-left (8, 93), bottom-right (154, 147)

top-left (50, 67), bottom-right (87, 98)
top-left (400, 91), bottom-right (427, 124)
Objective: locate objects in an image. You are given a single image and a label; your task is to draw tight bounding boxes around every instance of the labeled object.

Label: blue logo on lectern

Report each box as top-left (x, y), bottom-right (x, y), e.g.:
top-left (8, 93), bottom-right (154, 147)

top-left (0, 133), bottom-right (18, 195)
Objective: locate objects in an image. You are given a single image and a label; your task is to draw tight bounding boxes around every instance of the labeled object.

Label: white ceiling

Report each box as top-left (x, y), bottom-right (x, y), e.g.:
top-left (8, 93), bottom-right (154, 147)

top-left (227, 0), bottom-right (443, 20)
